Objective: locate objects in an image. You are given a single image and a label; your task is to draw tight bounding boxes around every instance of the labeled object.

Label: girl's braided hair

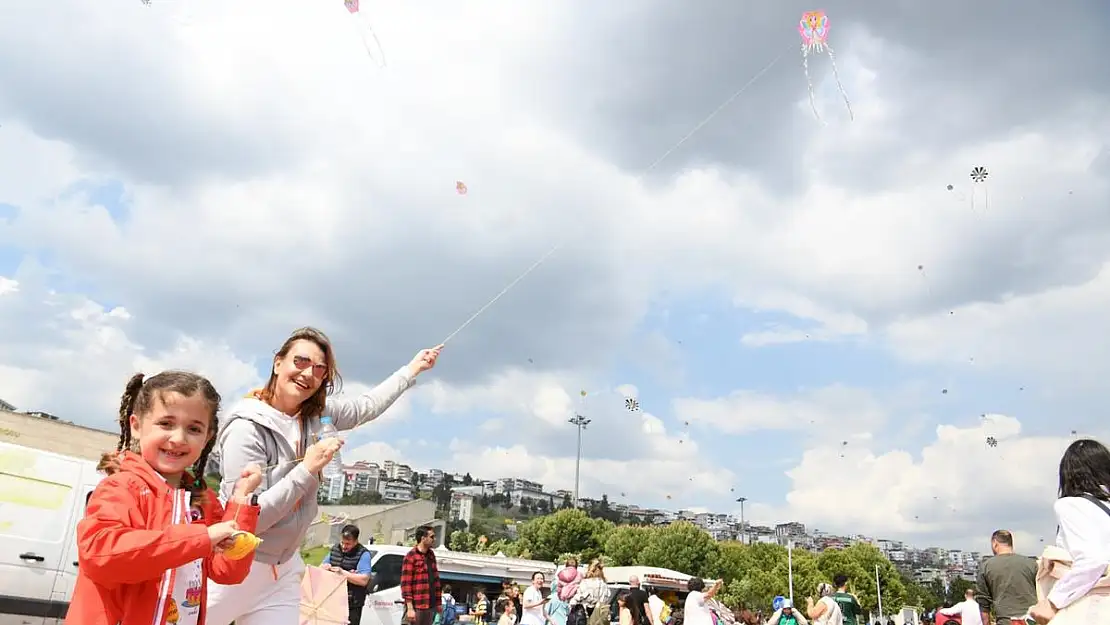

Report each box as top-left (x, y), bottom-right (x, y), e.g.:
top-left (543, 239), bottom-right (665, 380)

top-left (98, 371), bottom-right (222, 506)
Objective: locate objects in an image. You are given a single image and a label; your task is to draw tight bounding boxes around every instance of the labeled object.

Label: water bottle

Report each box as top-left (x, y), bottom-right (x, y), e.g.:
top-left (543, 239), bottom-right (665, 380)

top-left (319, 416), bottom-right (344, 480)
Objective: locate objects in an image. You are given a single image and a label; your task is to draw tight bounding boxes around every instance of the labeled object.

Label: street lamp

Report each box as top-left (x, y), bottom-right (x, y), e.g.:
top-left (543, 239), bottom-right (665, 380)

top-left (568, 414), bottom-right (592, 506)
top-left (735, 497), bottom-right (748, 544)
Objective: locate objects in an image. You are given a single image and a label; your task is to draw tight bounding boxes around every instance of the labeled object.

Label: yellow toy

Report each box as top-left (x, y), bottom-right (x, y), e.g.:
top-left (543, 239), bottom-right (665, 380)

top-left (221, 531), bottom-right (263, 560)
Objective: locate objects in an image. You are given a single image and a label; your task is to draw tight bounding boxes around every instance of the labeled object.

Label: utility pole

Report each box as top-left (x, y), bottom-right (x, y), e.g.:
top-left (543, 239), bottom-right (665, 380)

top-left (735, 497), bottom-right (748, 544)
top-left (568, 414), bottom-right (591, 506)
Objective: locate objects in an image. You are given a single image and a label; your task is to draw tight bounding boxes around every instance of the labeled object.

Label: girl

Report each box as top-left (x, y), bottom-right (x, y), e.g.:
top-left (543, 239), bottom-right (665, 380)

top-left (1029, 438), bottom-right (1110, 624)
top-left (498, 597), bottom-right (517, 625)
top-left (66, 371), bottom-right (263, 625)
top-left (207, 326), bottom-right (441, 625)
top-left (806, 583), bottom-right (843, 625)
top-left (568, 560), bottom-right (612, 625)
top-left (618, 590), bottom-right (653, 625)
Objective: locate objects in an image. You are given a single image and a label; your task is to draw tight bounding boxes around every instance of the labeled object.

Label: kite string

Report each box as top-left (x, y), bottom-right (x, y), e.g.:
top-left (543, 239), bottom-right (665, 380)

top-left (824, 45), bottom-right (854, 121)
top-left (439, 48), bottom-right (788, 345)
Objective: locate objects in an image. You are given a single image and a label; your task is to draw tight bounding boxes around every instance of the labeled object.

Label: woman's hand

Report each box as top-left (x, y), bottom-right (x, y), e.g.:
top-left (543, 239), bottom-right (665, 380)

top-left (304, 437), bottom-right (344, 473)
top-left (407, 345), bottom-right (444, 377)
top-left (233, 463), bottom-right (263, 498)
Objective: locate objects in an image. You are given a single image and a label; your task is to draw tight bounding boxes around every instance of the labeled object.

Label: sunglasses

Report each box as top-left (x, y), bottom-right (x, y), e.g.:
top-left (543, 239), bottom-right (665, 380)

top-left (292, 355), bottom-right (328, 378)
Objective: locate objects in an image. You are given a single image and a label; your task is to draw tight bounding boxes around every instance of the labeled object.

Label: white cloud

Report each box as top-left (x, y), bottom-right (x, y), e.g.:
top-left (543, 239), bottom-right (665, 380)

top-left (1, 0), bottom-right (1109, 552)
top-left (675, 385), bottom-right (886, 436)
top-left (742, 415), bottom-right (1080, 550)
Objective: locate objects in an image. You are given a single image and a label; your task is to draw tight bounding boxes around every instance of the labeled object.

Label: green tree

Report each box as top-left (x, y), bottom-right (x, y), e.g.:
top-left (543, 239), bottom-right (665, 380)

top-left (462, 473), bottom-right (473, 485)
top-left (638, 522), bottom-right (720, 577)
top-left (604, 525), bottom-right (654, 566)
top-left (818, 544), bottom-right (905, 613)
top-left (515, 509), bottom-right (613, 562)
top-left (449, 530), bottom-right (478, 552)
top-left (560, 494), bottom-right (573, 510)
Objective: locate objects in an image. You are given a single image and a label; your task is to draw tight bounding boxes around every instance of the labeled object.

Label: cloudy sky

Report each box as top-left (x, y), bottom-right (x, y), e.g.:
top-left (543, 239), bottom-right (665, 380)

top-left (2, 0), bottom-right (1108, 553)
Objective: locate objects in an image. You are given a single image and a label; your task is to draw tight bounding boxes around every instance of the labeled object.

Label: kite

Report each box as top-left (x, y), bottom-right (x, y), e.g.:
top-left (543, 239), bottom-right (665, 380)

top-left (344, 0), bottom-right (386, 68)
top-left (625, 397), bottom-right (640, 412)
top-left (456, 181), bottom-right (468, 195)
top-left (969, 166), bottom-right (989, 211)
top-left (797, 11), bottom-right (854, 123)
top-left (985, 436), bottom-right (998, 448)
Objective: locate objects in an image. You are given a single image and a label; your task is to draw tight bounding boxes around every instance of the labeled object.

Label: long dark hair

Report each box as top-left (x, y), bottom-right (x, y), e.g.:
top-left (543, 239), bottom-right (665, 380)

top-left (617, 591), bottom-right (651, 625)
top-left (1058, 438), bottom-right (1110, 499)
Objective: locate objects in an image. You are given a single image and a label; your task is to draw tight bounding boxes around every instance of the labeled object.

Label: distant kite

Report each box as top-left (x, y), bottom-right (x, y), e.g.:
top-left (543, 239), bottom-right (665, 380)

top-left (344, 0), bottom-right (386, 67)
top-left (456, 181), bottom-right (468, 195)
top-left (797, 11), bottom-right (854, 123)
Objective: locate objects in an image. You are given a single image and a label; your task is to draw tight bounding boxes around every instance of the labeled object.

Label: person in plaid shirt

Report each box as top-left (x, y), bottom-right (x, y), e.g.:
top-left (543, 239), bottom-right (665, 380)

top-left (402, 525), bottom-right (442, 625)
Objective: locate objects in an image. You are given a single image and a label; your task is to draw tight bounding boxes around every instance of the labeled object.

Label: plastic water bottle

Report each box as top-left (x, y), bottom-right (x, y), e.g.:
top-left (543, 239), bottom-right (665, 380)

top-left (319, 416), bottom-right (344, 480)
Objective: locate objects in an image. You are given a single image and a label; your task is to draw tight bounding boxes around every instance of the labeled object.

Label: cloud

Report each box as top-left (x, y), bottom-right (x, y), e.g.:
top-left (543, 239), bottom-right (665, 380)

top-left (2, 0), bottom-right (1109, 552)
top-left (743, 414), bottom-right (1079, 551)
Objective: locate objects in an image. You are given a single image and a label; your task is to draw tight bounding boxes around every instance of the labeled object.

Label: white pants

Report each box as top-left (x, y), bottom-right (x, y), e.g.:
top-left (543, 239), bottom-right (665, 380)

top-left (206, 554), bottom-right (305, 625)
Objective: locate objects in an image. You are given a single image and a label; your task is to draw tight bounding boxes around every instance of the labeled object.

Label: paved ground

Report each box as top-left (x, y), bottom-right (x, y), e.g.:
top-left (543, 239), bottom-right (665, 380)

top-left (0, 615), bottom-right (63, 625)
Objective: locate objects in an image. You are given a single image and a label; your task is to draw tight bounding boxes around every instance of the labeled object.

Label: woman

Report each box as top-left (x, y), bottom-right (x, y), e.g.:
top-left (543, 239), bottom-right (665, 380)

top-left (683, 578), bottom-right (722, 625)
top-left (618, 589), bottom-right (652, 625)
top-left (1029, 438), bottom-right (1110, 624)
top-left (206, 326), bottom-right (441, 625)
top-left (805, 583), bottom-right (843, 625)
top-left (568, 560), bottom-right (612, 625)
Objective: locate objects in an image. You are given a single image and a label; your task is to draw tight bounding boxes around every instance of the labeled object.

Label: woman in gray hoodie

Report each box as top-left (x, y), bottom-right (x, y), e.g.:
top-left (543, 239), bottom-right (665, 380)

top-left (205, 326), bottom-right (441, 625)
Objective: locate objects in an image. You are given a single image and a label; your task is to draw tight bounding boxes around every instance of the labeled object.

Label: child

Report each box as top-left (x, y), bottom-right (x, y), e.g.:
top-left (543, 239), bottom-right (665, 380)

top-left (498, 597), bottom-right (516, 625)
top-left (66, 371), bottom-right (263, 625)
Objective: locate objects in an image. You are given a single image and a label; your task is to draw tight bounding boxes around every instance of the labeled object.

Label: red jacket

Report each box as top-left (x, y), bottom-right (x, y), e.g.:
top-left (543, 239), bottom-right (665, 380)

top-left (65, 452), bottom-right (260, 625)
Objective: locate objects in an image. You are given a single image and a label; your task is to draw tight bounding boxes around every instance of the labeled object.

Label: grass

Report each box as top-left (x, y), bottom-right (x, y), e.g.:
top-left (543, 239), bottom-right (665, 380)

top-left (301, 545), bottom-right (331, 566)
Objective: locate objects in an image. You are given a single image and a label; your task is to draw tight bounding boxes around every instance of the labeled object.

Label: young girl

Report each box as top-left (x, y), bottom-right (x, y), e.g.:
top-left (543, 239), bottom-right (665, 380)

top-left (66, 371), bottom-right (264, 625)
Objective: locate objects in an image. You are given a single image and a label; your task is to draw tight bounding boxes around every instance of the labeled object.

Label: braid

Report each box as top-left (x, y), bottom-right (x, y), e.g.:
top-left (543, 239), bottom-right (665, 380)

top-left (116, 373), bottom-right (145, 453)
top-left (188, 423), bottom-right (218, 507)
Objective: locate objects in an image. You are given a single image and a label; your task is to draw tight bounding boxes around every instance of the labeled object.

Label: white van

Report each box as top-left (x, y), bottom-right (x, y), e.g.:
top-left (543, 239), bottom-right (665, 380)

top-left (351, 545), bottom-right (557, 625)
top-left (0, 441), bottom-right (103, 625)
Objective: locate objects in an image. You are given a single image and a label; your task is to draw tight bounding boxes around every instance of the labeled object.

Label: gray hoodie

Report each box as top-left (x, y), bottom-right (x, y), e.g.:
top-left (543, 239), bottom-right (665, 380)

top-left (213, 366), bottom-right (415, 565)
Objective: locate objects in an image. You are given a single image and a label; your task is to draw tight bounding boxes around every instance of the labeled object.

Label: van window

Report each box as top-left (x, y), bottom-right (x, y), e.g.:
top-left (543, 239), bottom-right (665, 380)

top-left (372, 554), bottom-right (404, 592)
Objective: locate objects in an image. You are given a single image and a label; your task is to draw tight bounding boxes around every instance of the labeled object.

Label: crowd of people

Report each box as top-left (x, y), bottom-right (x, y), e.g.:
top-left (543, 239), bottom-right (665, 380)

top-left (59, 324), bottom-right (1110, 625)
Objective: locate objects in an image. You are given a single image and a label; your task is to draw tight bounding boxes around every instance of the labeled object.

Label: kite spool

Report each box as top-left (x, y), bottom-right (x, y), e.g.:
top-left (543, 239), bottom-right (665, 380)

top-left (222, 531), bottom-right (263, 560)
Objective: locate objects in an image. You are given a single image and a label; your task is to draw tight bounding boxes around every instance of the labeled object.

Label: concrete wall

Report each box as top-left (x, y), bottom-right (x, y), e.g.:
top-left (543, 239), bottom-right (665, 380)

top-left (0, 411), bottom-right (118, 461)
top-left (303, 499), bottom-right (439, 548)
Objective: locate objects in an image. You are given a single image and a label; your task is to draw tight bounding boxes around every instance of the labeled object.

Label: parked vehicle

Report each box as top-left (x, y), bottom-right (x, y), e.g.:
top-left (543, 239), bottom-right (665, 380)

top-left (355, 545), bottom-right (557, 625)
top-left (0, 441), bottom-right (103, 624)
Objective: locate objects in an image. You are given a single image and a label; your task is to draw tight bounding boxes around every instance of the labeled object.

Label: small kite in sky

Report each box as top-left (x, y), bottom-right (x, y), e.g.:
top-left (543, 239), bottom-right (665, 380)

top-left (456, 181), bottom-right (468, 195)
top-left (625, 397), bottom-right (640, 412)
top-left (969, 166), bottom-right (990, 211)
top-left (986, 436), bottom-right (998, 448)
top-left (798, 11), bottom-right (854, 123)
top-left (344, 0), bottom-right (387, 67)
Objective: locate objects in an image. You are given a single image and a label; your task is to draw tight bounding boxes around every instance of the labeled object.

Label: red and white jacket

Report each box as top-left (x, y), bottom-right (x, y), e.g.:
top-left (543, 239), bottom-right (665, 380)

top-left (65, 452), bottom-right (259, 625)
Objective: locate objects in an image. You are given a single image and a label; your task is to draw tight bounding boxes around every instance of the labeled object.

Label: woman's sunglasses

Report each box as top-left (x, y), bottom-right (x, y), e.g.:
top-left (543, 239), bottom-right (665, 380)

top-left (292, 355), bottom-right (328, 378)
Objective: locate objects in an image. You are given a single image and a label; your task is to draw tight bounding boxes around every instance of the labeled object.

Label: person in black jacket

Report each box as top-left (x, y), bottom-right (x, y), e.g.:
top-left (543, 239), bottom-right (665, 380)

top-left (321, 524), bottom-right (374, 625)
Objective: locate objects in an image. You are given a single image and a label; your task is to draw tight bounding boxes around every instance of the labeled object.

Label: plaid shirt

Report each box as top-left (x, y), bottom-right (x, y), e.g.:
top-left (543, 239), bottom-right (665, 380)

top-left (401, 546), bottom-right (441, 610)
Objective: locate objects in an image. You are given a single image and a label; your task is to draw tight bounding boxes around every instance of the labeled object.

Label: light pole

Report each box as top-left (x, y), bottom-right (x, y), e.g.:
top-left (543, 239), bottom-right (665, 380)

top-left (568, 414), bottom-right (591, 506)
top-left (735, 497), bottom-right (748, 544)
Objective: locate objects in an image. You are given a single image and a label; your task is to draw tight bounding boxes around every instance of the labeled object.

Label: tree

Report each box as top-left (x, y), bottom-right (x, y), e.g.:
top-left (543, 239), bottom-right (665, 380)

top-left (637, 521), bottom-right (720, 578)
top-left (560, 494), bottom-right (573, 510)
top-left (462, 473), bottom-right (473, 486)
top-left (604, 525), bottom-right (654, 566)
top-left (516, 509), bottom-right (613, 562)
top-left (449, 530), bottom-right (478, 552)
top-left (817, 544), bottom-right (905, 613)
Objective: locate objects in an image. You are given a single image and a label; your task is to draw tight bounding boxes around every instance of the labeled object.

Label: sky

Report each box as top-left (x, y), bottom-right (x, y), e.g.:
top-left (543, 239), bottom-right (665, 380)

top-left (1, 0), bottom-right (1108, 553)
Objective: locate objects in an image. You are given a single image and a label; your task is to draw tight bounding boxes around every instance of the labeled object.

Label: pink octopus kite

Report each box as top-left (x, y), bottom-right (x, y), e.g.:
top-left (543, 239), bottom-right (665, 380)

top-left (798, 11), bottom-right (854, 122)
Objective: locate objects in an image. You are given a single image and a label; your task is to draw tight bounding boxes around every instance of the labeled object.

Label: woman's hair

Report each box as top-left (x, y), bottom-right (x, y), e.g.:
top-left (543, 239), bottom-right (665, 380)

top-left (566, 556), bottom-right (579, 567)
top-left (1058, 438), bottom-right (1110, 499)
top-left (687, 577), bottom-right (705, 592)
top-left (585, 559), bottom-right (605, 579)
top-left (622, 589), bottom-right (651, 625)
top-left (257, 326), bottom-right (343, 419)
top-left (101, 371), bottom-right (221, 505)
top-left (817, 582), bottom-right (834, 597)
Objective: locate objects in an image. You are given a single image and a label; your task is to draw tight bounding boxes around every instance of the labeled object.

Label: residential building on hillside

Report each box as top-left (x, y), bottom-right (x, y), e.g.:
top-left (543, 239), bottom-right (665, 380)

top-left (383, 460), bottom-right (413, 482)
top-left (379, 479), bottom-right (414, 502)
top-left (450, 491), bottom-right (475, 526)
top-left (498, 477), bottom-right (543, 494)
top-left (345, 462), bottom-right (382, 495)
